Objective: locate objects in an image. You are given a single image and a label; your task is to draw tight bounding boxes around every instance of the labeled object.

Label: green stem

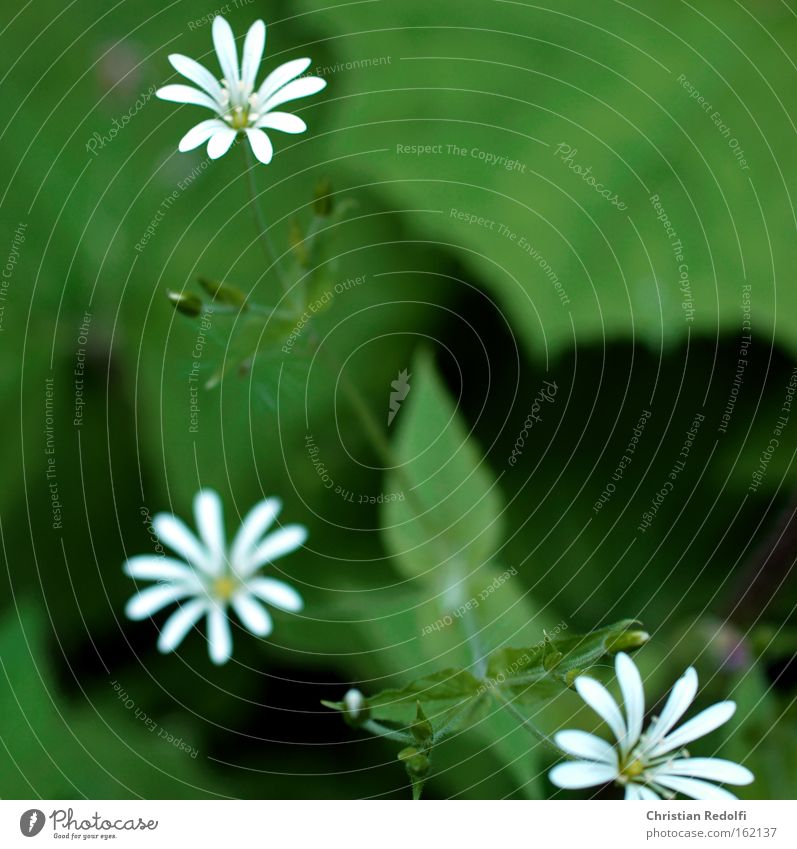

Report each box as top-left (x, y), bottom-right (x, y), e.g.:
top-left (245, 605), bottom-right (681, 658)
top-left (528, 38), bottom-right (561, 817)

top-left (337, 371), bottom-right (399, 469)
top-left (361, 719), bottom-right (415, 745)
top-left (490, 687), bottom-right (561, 755)
top-left (209, 301), bottom-right (296, 320)
top-left (461, 608), bottom-right (487, 677)
top-left (241, 142), bottom-right (292, 301)
top-left (433, 693), bottom-right (487, 742)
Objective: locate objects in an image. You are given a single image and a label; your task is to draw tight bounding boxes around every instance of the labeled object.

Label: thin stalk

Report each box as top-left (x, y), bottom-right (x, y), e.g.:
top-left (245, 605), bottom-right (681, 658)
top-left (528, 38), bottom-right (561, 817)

top-left (361, 719), bottom-right (415, 745)
top-left (337, 371), bottom-right (399, 469)
top-left (461, 608), bottom-right (487, 677)
top-left (206, 301), bottom-right (296, 320)
top-left (241, 142), bottom-right (291, 299)
top-left (433, 693), bottom-right (487, 742)
top-left (490, 687), bottom-right (561, 755)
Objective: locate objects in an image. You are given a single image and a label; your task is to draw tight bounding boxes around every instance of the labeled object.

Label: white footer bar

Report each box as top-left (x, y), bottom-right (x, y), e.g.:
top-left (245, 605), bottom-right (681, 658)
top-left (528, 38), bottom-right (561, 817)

top-left (1, 800), bottom-right (793, 847)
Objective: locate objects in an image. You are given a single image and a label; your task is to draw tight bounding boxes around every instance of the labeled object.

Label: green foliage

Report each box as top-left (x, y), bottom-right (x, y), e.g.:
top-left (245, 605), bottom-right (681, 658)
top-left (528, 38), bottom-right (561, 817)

top-left (310, 0), bottom-right (797, 357)
top-left (383, 348), bottom-right (504, 586)
top-left (1, 0), bottom-right (796, 802)
top-left (0, 600), bottom-right (211, 798)
top-left (323, 619), bottom-right (645, 797)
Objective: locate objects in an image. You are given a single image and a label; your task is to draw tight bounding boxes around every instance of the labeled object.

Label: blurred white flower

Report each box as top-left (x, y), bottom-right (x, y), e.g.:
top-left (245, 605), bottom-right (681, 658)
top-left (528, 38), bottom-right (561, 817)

top-left (549, 653), bottom-right (754, 800)
top-left (124, 489), bottom-right (307, 665)
top-left (156, 16), bottom-right (326, 163)
top-left (343, 688), bottom-right (365, 719)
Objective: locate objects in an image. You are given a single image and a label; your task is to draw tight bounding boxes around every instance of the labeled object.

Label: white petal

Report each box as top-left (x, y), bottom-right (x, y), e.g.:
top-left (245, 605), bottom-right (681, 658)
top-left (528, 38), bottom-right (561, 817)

top-left (637, 784), bottom-right (661, 800)
top-left (261, 76), bottom-right (326, 112)
top-left (152, 512), bottom-right (213, 575)
top-left (650, 702), bottom-right (737, 757)
top-left (616, 653), bottom-right (645, 752)
top-left (241, 525), bottom-right (307, 575)
top-left (652, 757), bottom-right (753, 785)
top-left (231, 591), bottom-right (273, 636)
top-left (125, 584), bottom-right (194, 620)
top-left (156, 84), bottom-right (221, 113)
top-left (652, 774), bottom-right (738, 801)
top-left (248, 577), bottom-right (304, 612)
top-left (207, 606), bottom-right (233, 664)
top-left (230, 497), bottom-right (282, 568)
top-left (255, 112), bottom-right (307, 134)
top-left (123, 555), bottom-right (196, 583)
top-left (554, 730), bottom-right (618, 765)
top-left (207, 127), bottom-right (238, 159)
top-left (624, 783), bottom-right (641, 800)
top-left (256, 57), bottom-right (312, 103)
top-left (575, 676), bottom-right (627, 748)
top-left (212, 15), bottom-right (240, 88)
top-left (168, 54), bottom-right (223, 102)
top-left (157, 598), bottom-right (207, 653)
top-left (244, 128), bottom-right (273, 164)
top-left (642, 667), bottom-right (698, 753)
top-left (549, 761), bottom-right (618, 789)
top-left (193, 489), bottom-right (226, 566)
top-left (178, 119), bottom-right (229, 152)
top-left (241, 20), bottom-right (265, 89)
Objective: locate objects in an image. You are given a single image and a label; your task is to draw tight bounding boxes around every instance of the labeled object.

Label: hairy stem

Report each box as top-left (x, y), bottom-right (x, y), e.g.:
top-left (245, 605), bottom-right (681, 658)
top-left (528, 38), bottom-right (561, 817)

top-left (361, 719), bottom-right (415, 745)
top-left (490, 688), bottom-right (561, 755)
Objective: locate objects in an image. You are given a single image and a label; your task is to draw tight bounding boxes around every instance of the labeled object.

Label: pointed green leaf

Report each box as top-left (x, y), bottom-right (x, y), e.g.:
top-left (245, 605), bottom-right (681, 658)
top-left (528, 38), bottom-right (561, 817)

top-left (486, 619), bottom-right (647, 704)
top-left (383, 348), bottom-right (504, 585)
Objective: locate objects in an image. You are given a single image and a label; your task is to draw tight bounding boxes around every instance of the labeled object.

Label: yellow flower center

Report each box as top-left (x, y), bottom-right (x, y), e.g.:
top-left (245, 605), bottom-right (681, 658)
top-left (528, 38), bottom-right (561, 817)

top-left (230, 106), bottom-right (249, 130)
top-left (622, 758), bottom-right (645, 780)
top-left (213, 575), bottom-right (238, 601)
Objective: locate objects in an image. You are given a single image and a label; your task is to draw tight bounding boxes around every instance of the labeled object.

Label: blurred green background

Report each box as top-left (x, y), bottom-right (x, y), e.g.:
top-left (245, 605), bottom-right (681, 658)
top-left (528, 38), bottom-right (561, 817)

top-left (1, 0), bottom-right (796, 799)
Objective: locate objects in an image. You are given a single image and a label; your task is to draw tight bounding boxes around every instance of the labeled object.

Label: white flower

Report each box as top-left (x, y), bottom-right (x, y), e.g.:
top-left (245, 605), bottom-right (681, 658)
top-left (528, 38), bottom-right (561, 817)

top-left (124, 489), bottom-right (307, 665)
top-left (156, 16), bottom-right (326, 163)
top-left (549, 653), bottom-right (754, 800)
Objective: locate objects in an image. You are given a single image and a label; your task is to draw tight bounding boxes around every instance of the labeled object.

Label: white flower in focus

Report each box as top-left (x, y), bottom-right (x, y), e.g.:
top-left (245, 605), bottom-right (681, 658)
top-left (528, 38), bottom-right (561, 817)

top-left (549, 653), bottom-right (754, 800)
top-left (156, 16), bottom-right (326, 163)
top-left (124, 490), bottom-right (307, 664)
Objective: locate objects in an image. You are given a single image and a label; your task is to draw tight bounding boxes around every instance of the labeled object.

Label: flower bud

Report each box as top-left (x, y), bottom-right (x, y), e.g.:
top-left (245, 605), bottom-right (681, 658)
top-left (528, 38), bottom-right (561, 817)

top-left (288, 220), bottom-right (309, 267)
top-left (313, 178), bottom-right (333, 217)
top-left (608, 630), bottom-right (650, 654)
top-left (397, 746), bottom-right (430, 777)
top-left (543, 649), bottom-right (563, 671)
top-left (197, 277), bottom-right (247, 309)
top-left (411, 701), bottom-right (434, 745)
top-left (167, 290), bottom-right (203, 317)
top-left (342, 688), bottom-right (369, 725)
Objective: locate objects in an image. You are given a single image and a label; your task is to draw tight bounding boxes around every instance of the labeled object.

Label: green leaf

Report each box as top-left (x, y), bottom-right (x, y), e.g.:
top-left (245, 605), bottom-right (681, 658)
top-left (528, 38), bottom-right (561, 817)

top-left (323, 668), bottom-right (482, 727)
top-left (487, 619), bottom-right (646, 704)
top-left (411, 701), bottom-right (435, 745)
top-left (383, 348), bottom-right (504, 587)
top-left (314, 0), bottom-right (797, 358)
